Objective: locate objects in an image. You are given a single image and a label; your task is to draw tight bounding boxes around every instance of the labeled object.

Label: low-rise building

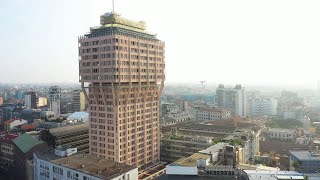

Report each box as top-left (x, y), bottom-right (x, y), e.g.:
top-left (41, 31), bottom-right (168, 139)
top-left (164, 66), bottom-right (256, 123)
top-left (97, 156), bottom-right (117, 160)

top-left (265, 128), bottom-right (296, 142)
top-left (199, 142), bottom-right (234, 166)
top-left (163, 119), bottom-right (262, 164)
top-left (242, 170), bottom-right (304, 180)
top-left (166, 153), bottom-right (211, 175)
top-left (0, 132), bottom-right (18, 170)
top-left (160, 112), bottom-right (194, 127)
top-left (164, 143), bottom-right (236, 178)
top-left (289, 150), bottom-right (320, 173)
top-left (161, 103), bottom-right (179, 113)
top-left (36, 113), bottom-right (88, 130)
top-left (44, 123), bottom-right (89, 153)
top-left (192, 106), bottom-right (231, 122)
top-left (259, 140), bottom-right (309, 170)
top-left (160, 134), bottom-right (211, 163)
top-left (12, 133), bottom-right (48, 180)
top-left (67, 112), bottom-right (89, 123)
top-left (4, 119), bottom-right (28, 131)
top-left (33, 147), bottom-right (138, 180)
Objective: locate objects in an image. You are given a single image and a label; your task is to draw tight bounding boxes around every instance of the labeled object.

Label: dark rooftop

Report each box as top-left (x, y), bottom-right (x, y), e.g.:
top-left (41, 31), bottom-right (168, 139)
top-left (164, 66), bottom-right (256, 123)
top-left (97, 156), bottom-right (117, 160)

top-left (260, 140), bottom-right (309, 156)
top-left (35, 152), bottom-right (136, 180)
top-left (49, 123), bottom-right (89, 137)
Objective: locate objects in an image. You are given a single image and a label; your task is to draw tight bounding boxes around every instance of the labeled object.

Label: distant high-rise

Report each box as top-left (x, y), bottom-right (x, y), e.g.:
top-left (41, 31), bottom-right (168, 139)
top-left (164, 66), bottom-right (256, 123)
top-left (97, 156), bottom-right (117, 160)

top-left (38, 97), bottom-right (48, 108)
top-left (216, 84), bottom-right (247, 117)
top-left (48, 86), bottom-right (61, 115)
top-left (24, 91), bottom-right (37, 109)
top-left (247, 98), bottom-right (277, 117)
top-left (0, 96), bottom-right (3, 106)
top-left (72, 89), bottom-right (86, 112)
top-left (79, 12), bottom-right (165, 168)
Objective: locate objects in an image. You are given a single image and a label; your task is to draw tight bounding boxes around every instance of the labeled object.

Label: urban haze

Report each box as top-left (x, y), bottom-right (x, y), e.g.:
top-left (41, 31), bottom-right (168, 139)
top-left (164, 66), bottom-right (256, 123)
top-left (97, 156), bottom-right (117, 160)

top-left (1, 1), bottom-right (320, 180)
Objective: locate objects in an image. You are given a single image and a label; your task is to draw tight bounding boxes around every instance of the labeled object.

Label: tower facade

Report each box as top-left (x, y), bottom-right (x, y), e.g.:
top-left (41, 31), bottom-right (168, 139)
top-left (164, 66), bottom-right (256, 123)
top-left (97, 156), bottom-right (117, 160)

top-left (79, 12), bottom-right (165, 168)
top-left (216, 84), bottom-right (247, 117)
top-left (24, 91), bottom-right (37, 109)
top-left (72, 89), bottom-right (86, 112)
top-left (48, 86), bottom-right (61, 115)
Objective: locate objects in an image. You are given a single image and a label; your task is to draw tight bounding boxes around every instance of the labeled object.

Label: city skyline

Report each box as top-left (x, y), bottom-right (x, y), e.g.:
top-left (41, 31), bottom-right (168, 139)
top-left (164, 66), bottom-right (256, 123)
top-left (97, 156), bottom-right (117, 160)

top-left (2, 1), bottom-right (320, 179)
top-left (1, 0), bottom-right (320, 87)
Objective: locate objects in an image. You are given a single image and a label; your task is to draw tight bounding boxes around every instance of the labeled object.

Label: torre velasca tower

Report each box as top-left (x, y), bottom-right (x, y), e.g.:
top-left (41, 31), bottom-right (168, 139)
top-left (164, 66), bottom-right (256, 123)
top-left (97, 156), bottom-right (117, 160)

top-left (78, 12), bottom-right (165, 169)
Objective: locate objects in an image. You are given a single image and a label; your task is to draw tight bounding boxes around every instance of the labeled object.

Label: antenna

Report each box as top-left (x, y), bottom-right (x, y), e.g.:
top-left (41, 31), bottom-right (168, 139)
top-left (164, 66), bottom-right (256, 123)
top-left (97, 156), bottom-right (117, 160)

top-left (112, 0), bottom-right (115, 12)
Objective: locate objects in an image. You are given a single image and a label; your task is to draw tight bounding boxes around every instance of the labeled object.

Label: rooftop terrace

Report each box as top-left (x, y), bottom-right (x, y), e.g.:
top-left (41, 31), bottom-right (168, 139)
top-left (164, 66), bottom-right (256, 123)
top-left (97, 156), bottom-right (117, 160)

top-left (170, 153), bottom-right (210, 167)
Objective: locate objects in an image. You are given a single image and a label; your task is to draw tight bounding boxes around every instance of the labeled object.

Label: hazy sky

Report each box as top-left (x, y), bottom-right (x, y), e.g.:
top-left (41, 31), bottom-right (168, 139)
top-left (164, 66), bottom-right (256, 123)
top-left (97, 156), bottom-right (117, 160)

top-left (1, 0), bottom-right (320, 87)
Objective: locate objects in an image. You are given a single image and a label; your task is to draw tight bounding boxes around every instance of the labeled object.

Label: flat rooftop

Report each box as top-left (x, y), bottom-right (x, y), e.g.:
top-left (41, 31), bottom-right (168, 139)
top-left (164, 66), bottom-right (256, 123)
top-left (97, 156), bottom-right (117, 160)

top-left (197, 107), bottom-right (230, 113)
top-left (268, 128), bottom-right (295, 133)
top-left (179, 124), bottom-right (236, 134)
top-left (49, 123), bottom-right (89, 137)
top-left (157, 174), bottom-right (235, 180)
top-left (170, 153), bottom-right (210, 167)
top-left (199, 142), bottom-right (228, 155)
top-left (290, 151), bottom-right (320, 161)
top-left (243, 170), bottom-right (304, 180)
top-left (35, 152), bottom-right (136, 179)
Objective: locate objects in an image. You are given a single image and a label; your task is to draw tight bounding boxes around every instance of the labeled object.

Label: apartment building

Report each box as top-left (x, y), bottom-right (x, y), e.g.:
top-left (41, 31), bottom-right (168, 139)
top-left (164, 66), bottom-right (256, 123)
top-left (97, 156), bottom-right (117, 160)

top-left (24, 91), bottom-right (37, 109)
top-left (72, 89), bottom-right (86, 112)
top-left (216, 84), bottom-right (247, 117)
top-left (192, 105), bottom-right (231, 122)
top-left (48, 86), bottom-right (61, 115)
top-left (160, 111), bottom-right (194, 127)
top-left (248, 98), bottom-right (277, 117)
top-left (265, 128), bottom-right (296, 142)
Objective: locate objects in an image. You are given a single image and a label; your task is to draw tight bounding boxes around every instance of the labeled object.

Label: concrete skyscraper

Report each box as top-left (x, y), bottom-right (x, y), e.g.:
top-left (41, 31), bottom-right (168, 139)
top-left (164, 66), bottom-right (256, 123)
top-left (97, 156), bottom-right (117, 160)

top-left (72, 89), bottom-right (86, 112)
top-left (24, 91), bottom-right (37, 109)
top-left (79, 12), bottom-right (165, 169)
top-left (48, 86), bottom-right (61, 115)
top-left (216, 84), bottom-right (247, 117)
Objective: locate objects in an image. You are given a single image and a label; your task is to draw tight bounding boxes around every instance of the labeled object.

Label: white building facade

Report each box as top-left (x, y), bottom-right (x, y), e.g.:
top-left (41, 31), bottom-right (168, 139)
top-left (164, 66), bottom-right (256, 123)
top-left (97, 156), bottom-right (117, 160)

top-left (24, 91), bottom-right (37, 109)
top-left (48, 86), bottom-right (61, 115)
top-left (248, 98), bottom-right (277, 117)
top-left (216, 84), bottom-right (247, 117)
top-left (265, 128), bottom-right (296, 142)
top-left (33, 151), bottom-right (138, 180)
top-left (6, 119), bottom-right (28, 130)
top-left (192, 106), bottom-right (231, 122)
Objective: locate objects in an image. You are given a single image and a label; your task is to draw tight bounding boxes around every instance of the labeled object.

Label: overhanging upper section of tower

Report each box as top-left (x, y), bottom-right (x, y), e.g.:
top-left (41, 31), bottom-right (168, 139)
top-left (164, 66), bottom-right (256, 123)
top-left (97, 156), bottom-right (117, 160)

top-left (78, 12), bottom-right (165, 85)
top-left (82, 12), bottom-right (157, 40)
